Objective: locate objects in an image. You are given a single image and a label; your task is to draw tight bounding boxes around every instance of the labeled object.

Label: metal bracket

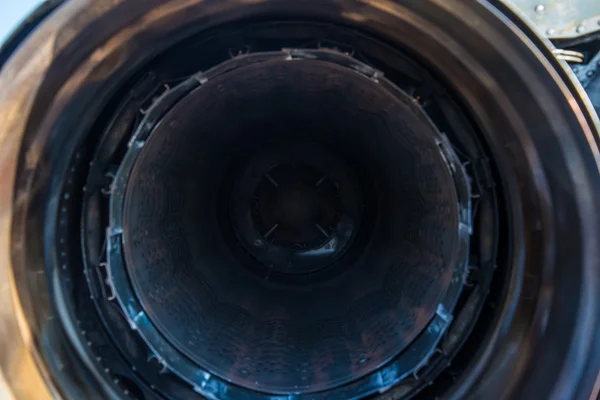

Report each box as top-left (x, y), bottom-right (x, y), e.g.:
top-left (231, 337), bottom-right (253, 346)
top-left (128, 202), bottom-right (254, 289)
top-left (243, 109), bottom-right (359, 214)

top-left (574, 51), bottom-right (600, 88)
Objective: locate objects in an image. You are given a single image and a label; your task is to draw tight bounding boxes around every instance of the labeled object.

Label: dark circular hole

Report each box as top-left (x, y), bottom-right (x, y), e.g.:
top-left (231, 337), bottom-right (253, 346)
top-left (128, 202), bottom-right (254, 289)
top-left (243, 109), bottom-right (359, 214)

top-left (118, 54), bottom-right (468, 393)
top-left (228, 142), bottom-right (364, 278)
top-left (251, 163), bottom-right (341, 252)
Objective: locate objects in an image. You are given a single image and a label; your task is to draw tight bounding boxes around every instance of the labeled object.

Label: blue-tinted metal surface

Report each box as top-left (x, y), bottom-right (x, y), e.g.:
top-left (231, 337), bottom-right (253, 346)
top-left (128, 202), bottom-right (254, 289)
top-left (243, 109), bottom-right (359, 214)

top-left (106, 49), bottom-right (471, 399)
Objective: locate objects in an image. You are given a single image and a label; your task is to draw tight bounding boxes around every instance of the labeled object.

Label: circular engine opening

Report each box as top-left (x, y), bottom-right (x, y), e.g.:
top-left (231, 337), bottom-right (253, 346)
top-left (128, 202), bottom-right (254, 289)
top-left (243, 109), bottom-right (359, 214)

top-left (111, 52), bottom-right (470, 394)
top-left (7, 3), bottom-right (600, 400)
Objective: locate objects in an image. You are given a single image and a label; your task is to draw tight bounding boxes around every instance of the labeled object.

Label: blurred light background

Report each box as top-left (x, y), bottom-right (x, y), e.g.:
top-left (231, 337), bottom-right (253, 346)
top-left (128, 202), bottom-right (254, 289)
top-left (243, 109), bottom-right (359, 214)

top-left (1, 1), bottom-right (43, 44)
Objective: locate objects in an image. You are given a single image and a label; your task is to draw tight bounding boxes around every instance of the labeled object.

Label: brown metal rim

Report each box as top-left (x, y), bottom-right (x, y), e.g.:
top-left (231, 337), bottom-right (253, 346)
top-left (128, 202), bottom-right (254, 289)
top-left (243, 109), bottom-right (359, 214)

top-left (0, 0), bottom-right (599, 399)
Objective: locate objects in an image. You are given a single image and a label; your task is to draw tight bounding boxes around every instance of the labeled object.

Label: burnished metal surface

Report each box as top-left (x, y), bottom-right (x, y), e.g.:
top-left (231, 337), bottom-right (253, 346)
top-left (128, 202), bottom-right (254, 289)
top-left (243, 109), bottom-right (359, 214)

top-left (0, 1), bottom-right (86, 399)
top-left (1, 1), bottom-right (600, 399)
top-left (506, 0), bottom-right (600, 38)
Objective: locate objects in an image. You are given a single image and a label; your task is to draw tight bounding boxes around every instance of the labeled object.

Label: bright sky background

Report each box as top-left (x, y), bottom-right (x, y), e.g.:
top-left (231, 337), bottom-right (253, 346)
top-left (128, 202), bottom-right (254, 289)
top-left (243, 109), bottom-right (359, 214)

top-left (1, 1), bottom-right (43, 44)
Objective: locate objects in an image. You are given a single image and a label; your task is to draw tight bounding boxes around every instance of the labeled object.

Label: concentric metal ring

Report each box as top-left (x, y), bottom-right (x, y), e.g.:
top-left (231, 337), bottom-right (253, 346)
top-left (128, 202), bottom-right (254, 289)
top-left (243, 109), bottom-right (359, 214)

top-left (106, 49), bottom-right (471, 398)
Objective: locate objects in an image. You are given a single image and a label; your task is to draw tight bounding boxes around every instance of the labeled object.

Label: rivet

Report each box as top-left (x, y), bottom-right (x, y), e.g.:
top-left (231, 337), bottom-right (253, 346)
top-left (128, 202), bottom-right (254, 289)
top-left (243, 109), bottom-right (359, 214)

top-left (535, 4), bottom-right (545, 13)
top-left (546, 28), bottom-right (555, 35)
top-left (587, 70), bottom-right (595, 77)
top-left (576, 25), bottom-right (585, 34)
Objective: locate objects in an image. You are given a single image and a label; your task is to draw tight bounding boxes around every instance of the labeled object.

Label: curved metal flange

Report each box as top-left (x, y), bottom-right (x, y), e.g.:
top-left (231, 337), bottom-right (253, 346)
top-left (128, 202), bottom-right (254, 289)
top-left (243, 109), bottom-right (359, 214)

top-left (106, 49), bottom-right (472, 399)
